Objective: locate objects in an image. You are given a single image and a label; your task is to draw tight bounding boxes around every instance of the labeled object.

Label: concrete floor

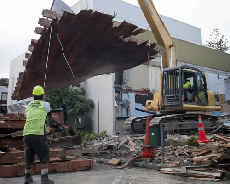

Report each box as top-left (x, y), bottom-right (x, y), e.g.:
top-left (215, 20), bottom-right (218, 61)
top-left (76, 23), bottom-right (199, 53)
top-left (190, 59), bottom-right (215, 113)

top-left (0, 164), bottom-right (229, 184)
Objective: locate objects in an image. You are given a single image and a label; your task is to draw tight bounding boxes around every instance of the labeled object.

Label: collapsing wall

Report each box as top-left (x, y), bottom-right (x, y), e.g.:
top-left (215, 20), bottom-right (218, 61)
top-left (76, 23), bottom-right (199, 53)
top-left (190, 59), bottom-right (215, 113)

top-left (12, 10), bottom-right (160, 100)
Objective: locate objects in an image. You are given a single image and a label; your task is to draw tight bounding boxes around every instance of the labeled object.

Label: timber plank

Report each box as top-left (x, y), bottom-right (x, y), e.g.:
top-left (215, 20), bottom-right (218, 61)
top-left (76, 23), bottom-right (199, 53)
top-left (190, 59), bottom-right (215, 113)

top-left (42, 9), bottom-right (57, 20)
top-left (0, 158), bottom-right (93, 178)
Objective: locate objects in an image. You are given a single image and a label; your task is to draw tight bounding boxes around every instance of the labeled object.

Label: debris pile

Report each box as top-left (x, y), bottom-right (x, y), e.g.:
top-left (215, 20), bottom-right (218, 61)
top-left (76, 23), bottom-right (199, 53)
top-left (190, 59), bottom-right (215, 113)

top-left (69, 133), bottom-right (230, 181)
top-left (78, 135), bottom-right (144, 165)
top-left (222, 121), bottom-right (230, 133)
top-left (0, 114), bottom-right (93, 178)
top-left (158, 134), bottom-right (230, 181)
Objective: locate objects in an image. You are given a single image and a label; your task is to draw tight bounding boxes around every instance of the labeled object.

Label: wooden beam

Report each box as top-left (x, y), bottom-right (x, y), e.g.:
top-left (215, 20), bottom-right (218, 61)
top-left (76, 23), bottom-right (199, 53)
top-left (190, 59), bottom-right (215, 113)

top-left (160, 167), bottom-right (223, 179)
top-left (192, 153), bottom-right (223, 163)
top-left (23, 60), bottom-right (28, 67)
top-left (219, 143), bottom-right (230, 148)
top-left (28, 44), bottom-right (34, 52)
top-left (183, 104), bottom-right (222, 111)
top-left (34, 27), bottom-right (46, 35)
top-left (213, 134), bottom-right (230, 143)
top-left (42, 9), bottom-right (57, 20)
top-left (25, 53), bottom-right (31, 59)
top-left (31, 39), bottom-right (38, 46)
top-left (38, 18), bottom-right (52, 28)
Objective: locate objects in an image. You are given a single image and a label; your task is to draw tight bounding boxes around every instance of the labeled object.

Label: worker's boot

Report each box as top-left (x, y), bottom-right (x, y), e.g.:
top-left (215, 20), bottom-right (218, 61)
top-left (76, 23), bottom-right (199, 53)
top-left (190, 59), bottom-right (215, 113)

top-left (24, 169), bottom-right (33, 184)
top-left (41, 174), bottom-right (54, 184)
top-left (41, 168), bottom-right (54, 184)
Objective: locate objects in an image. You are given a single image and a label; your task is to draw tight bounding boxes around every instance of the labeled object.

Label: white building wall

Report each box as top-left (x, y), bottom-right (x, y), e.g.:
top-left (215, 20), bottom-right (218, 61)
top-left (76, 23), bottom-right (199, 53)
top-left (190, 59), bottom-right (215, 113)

top-left (7, 54), bottom-right (33, 113)
top-left (206, 72), bottom-right (225, 94)
top-left (126, 65), bottom-right (149, 89)
top-left (126, 64), bottom-right (161, 91)
top-left (72, 0), bottom-right (93, 12)
top-left (148, 66), bottom-right (161, 91)
top-left (224, 79), bottom-right (230, 101)
top-left (83, 74), bottom-right (115, 135)
top-left (7, 54), bottom-right (25, 106)
top-left (72, 0), bottom-right (202, 44)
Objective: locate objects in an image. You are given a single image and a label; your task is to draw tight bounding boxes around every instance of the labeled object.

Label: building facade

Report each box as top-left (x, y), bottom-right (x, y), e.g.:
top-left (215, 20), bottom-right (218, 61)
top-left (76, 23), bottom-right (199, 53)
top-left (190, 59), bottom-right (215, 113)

top-left (72, 0), bottom-right (202, 45)
top-left (7, 54), bottom-right (32, 113)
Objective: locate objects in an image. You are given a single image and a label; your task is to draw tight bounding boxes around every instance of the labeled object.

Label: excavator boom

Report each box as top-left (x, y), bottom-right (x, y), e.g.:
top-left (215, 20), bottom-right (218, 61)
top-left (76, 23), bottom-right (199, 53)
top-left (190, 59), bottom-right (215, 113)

top-left (138, 0), bottom-right (177, 68)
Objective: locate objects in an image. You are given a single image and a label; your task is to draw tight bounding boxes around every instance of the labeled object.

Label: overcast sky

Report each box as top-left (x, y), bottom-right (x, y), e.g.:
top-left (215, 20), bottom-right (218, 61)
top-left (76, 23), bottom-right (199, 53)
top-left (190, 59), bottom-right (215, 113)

top-left (1, 0), bottom-right (230, 77)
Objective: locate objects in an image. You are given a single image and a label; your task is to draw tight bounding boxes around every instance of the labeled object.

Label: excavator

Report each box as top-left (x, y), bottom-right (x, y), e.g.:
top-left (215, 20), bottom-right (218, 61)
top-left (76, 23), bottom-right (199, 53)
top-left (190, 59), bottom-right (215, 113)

top-left (131, 0), bottom-right (223, 134)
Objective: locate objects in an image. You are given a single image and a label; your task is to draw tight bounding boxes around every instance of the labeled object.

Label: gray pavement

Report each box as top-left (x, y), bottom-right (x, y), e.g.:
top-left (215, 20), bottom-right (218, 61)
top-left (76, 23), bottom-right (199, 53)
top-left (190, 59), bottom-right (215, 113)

top-left (0, 164), bottom-right (229, 184)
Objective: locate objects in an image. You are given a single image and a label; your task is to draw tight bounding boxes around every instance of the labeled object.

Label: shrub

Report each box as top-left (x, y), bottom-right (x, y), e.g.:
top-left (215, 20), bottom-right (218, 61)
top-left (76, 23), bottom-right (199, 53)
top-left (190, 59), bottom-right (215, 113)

top-left (186, 136), bottom-right (198, 146)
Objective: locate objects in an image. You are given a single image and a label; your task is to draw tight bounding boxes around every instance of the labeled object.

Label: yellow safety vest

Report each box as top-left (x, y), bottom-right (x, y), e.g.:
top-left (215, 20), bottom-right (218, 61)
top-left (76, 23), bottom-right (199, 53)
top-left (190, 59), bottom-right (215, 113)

top-left (23, 100), bottom-right (47, 136)
top-left (183, 81), bottom-right (191, 89)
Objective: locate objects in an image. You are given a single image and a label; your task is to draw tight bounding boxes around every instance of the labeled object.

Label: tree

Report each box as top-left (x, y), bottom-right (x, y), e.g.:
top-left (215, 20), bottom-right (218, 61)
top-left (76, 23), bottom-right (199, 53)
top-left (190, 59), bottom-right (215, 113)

top-left (0, 78), bottom-right (9, 87)
top-left (45, 86), bottom-right (94, 131)
top-left (206, 29), bottom-right (230, 52)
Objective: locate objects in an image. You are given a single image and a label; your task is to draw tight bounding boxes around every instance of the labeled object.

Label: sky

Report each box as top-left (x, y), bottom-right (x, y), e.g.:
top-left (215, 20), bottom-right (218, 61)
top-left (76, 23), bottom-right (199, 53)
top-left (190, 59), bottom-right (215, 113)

top-left (0, 0), bottom-right (230, 78)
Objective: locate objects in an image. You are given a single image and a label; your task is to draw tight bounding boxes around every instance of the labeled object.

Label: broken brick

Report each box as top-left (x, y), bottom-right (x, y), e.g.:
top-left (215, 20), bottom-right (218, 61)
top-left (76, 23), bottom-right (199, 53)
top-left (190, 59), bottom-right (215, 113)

top-left (0, 158), bottom-right (93, 178)
top-left (0, 164), bottom-right (18, 178)
top-left (0, 150), bottom-right (24, 164)
top-left (108, 158), bottom-right (121, 166)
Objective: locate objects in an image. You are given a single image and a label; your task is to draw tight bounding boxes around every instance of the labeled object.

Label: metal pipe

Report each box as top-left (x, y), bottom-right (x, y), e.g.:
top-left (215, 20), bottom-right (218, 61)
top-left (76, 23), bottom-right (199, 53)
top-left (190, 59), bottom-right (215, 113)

top-left (97, 100), bottom-right (100, 134)
top-left (160, 122), bottom-right (164, 167)
top-left (135, 107), bottom-right (156, 115)
top-left (170, 47), bottom-right (173, 67)
top-left (160, 56), bottom-right (163, 71)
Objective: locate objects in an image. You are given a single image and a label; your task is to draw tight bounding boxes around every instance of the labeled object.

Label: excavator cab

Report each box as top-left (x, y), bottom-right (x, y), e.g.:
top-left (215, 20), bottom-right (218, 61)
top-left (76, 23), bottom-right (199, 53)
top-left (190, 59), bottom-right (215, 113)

top-left (162, 65), bottom-right (210, 112)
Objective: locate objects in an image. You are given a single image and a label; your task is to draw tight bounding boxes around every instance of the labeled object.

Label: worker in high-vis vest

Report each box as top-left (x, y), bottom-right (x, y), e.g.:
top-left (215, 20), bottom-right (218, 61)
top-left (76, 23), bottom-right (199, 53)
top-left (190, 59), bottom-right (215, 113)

top-left (183, 80), bottom-right (191, 89)
top-left (23, 85), bottom-right (54, 184)
top-left (183, 79), bottom-right (193, 103)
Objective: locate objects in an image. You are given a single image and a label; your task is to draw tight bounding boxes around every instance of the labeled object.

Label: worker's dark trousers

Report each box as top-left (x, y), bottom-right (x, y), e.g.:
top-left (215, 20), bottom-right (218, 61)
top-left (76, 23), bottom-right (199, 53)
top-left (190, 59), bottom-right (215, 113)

top-left (24, 134), bottom-right (50, 166)
top-left (24, 135), bottom-right (54, 183)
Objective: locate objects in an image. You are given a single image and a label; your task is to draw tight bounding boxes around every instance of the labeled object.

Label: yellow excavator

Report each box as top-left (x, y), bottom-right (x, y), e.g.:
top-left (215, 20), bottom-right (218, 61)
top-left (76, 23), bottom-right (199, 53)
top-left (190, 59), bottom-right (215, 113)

top-left (131, 0), bottom-right (222, 133)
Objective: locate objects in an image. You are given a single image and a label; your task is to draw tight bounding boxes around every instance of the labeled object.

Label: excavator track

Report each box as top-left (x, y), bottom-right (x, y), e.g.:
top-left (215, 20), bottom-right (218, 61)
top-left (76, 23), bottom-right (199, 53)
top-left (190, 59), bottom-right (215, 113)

top-left (131, 112), bottom-right (226, 135)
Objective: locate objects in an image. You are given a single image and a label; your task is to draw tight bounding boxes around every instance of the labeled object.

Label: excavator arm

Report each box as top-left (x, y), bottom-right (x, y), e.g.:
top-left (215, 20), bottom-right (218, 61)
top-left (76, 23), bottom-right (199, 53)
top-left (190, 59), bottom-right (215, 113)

top-left (138, 0), bottom-right (177, 68)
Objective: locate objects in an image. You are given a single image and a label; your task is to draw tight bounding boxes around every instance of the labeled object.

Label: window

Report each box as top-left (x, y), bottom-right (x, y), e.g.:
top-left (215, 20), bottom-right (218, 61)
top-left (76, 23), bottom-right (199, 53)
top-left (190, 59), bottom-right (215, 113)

top-left (197, 74), bottom-right (205, 89)
top-left (1, 92), bottom-right (7, 101)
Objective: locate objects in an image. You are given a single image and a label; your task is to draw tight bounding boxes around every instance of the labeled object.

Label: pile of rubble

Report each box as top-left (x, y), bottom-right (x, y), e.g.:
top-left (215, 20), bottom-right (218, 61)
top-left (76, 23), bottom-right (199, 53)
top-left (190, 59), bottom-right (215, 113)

top-left (159, 134), bottom-right (230, 167)
top-left (0, 114), bottom-right (93, 178)
top-left (156, 134), bottom-right (230, 181)
top-left (71, 133), bottom-right (230, 181)
top-left (79, 135), bottom-right (143, 161)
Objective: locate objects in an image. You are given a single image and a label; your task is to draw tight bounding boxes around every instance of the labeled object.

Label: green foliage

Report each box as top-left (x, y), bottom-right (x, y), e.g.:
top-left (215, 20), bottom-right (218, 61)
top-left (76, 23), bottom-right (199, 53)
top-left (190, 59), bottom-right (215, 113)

top-left (167, 138), bottom-right (179, 146)
top-left (206, 29), bottom-right (230, 52)
top-left (80, 131), bottom-right (107, 141)
top-left (46, 85), bottom-right (94, 130)
top-left (186, 136), bottom-right (198, 146)
top-left (0, 78), bottom-right (9, 87)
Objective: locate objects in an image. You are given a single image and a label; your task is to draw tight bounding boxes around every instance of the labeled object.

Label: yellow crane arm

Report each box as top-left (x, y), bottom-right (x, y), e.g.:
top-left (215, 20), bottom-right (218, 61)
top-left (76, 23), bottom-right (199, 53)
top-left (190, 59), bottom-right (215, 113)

top-left (138, 0), bottom-right (177, 68)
